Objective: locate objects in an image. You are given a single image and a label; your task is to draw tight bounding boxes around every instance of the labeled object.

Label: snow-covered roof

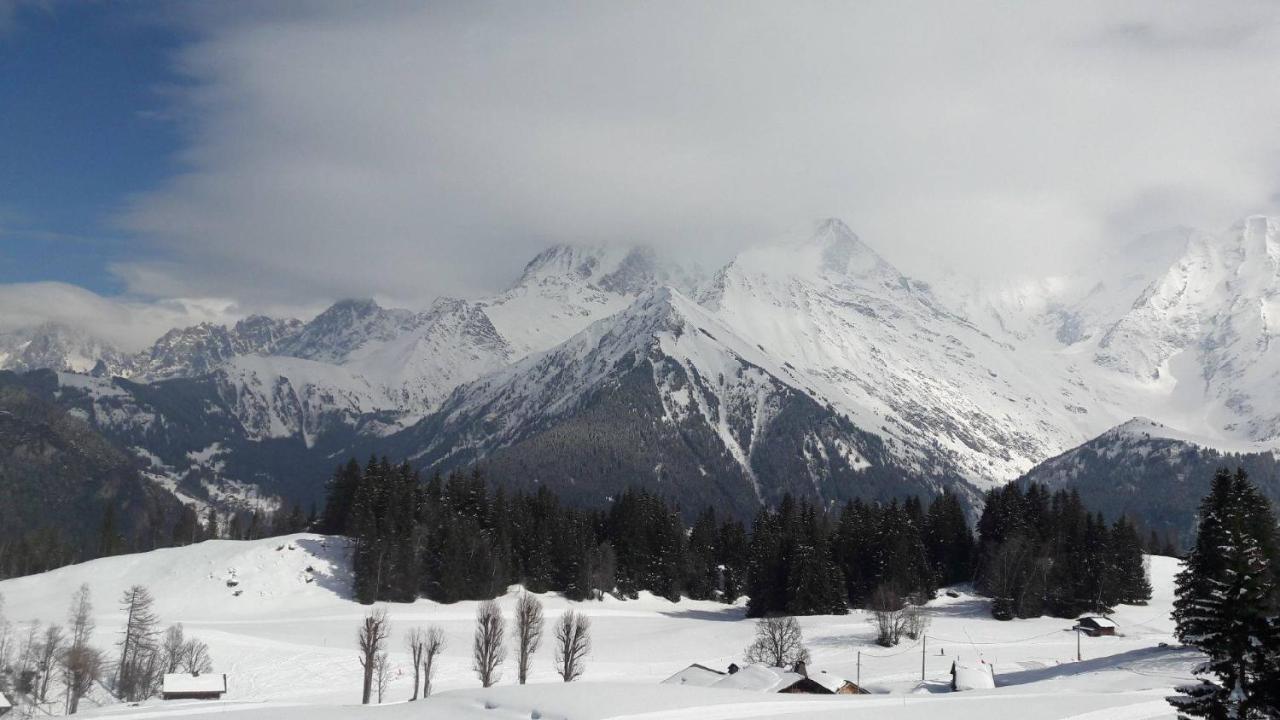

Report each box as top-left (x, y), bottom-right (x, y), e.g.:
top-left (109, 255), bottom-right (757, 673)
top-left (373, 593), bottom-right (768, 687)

top-left (1077, 616), bottom-right (1117, 628)
top-left (163, 673), bottom-right (227, 694)
top-left (710, 664), bottom-right (803, 693)
top-left (806, 669), bottom-right (853, 693)
top-left (0, 691), bottom-right (11, 709)
top-left (952, 661), bottom-right (996, 691)
top-left (661, 664), bottom-right (726, 687)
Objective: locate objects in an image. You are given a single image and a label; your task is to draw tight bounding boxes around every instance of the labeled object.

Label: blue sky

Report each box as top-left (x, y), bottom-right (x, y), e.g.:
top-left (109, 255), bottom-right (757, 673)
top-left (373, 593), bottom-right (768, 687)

top-left (0, 2), bottom-right (187, 293)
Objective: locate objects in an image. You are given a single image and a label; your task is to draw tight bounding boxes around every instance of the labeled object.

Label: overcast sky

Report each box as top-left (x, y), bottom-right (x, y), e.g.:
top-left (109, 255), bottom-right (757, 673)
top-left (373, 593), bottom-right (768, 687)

top-left (3, 0), bottom-right (1280, 347)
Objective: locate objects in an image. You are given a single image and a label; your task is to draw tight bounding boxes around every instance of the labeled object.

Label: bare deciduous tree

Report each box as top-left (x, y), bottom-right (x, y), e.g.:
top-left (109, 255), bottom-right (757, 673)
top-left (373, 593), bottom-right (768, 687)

top-left (903, 603), bottom-right (931, 641)
top-left (16, 619), bottom-right (40, 695)
top-left (0, 593), bottom-right (12, 680)
top-left (423, 625), bottom-right (446, 698)
top-left (472, 600), bottom-right (506, 687)
top-left (35, 623), bottom-right (64, 703)
top-left (357, 607), bottom-right (390, 704)
top-left (160, 624), bottom-right (187, 674)
top-left (514, 593), bottom-right (544, 684)
top-left (62, 583), bottom-right (100, 715)
top-left (374, 650), bottom-right (391, 704)
top-left (60, 643), bottom-right (104, 715)
top-left (869, 585), bottom-right (906, 647)
top-left (552, 610), bottom-right (590, 682)
top-left (182, 637), bottom-right (213, 675)
top-left (744, 616), bottom-right (810, 667)
top-left (406, 627), bottom-right (426, 700)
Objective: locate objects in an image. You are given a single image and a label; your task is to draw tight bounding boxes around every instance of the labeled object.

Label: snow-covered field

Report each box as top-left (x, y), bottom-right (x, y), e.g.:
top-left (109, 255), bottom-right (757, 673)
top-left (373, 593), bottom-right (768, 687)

top-left (0, 535), bottom-right (1196, 719)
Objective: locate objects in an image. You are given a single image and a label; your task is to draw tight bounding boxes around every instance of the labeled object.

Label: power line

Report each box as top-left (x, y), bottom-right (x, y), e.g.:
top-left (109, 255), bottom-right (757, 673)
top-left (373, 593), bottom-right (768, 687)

top-left (924, 628), bottom-right (1066, 645)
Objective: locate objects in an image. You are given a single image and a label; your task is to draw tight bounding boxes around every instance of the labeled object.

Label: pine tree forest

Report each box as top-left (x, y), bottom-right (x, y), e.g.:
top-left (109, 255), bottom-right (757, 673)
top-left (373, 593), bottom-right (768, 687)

top-left (320, 456), bottom-right (1152, 619)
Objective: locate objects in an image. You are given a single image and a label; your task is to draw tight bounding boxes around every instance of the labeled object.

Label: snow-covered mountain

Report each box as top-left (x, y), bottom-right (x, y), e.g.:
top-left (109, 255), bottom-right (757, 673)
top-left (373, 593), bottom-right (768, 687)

top-left (0, 322), bottom-right (136, 376)
top-left (136, 315), bottom-right (304, 380)
top-left (394, 285), bottom-right (962, 516)
top-left (479, 244), bottom-right (692, 356)
top-left (7, 215), bottom-right (1280, 522)
top-left (700, 219), bottom-right (1100, 487)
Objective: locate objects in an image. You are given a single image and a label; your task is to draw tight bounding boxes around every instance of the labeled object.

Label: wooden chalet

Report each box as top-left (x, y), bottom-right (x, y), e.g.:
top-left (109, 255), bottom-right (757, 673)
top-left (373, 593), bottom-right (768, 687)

top-left (1074, 616), bottom-right (1118, 637)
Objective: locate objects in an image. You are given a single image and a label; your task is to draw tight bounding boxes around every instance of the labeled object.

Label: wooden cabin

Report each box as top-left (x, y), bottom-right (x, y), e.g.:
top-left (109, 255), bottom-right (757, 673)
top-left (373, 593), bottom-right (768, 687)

top-left (1074, 616), bottom-right (1117, 637)
top-left (161, 673), bottom-right (227, 700)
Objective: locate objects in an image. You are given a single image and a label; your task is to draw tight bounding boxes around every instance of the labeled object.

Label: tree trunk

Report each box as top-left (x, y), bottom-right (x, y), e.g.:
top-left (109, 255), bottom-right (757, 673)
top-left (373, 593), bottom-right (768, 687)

top-left (362, 662), bottom-right (374, 704)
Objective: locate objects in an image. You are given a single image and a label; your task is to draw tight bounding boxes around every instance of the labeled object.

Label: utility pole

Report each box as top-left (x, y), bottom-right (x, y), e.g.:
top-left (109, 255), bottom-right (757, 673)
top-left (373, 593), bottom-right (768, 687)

top-left (1076, 628), bottom-right (1082, 662)
top-left (856, 651), bottom-right (861, 687)
top-left (921, 635), bottom-right (927, 682)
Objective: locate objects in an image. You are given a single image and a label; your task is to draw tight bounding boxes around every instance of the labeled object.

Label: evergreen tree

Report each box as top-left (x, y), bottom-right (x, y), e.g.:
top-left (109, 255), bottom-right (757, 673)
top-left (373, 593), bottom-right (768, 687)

top-left (924, 491), bottom-right (974, 586)
top-left (1170, 468), bottom-right (1279, 719)
top-left (1108, 516), bottom-right (1152, 606)
top-left (319, 459), bottom-right (363, 535)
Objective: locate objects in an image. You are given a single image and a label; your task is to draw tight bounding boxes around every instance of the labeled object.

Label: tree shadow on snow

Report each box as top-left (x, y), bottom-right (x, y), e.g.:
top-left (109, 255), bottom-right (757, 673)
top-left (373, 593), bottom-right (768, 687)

top-left (294, 536), bottom-right (356, 600)
top-left (996, 644), bottom-right (1201, 687)
top-left (658, 606), bottom-right (748, 622)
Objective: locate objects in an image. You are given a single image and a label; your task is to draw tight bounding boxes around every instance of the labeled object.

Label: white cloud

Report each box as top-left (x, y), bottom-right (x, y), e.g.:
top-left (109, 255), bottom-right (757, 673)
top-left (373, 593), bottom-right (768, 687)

top-left (26, 0), bottom-right (1280, 317)
top-left (0, 282), bottom-right (244, 350)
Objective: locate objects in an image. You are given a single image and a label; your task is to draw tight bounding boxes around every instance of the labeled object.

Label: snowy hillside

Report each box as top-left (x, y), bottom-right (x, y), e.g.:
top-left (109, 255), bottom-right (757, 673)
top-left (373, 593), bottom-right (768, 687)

top-left (0, 536), bottom-right (1196, 719)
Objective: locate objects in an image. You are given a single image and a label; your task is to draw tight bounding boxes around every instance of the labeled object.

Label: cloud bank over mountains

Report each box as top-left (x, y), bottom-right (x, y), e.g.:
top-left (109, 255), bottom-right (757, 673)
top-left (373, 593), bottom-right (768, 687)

top-left (6, 0), bottom-right (1280, 342)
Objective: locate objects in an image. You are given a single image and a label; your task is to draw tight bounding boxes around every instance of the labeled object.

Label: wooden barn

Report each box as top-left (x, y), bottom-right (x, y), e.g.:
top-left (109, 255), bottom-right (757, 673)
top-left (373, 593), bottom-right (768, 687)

top-left (1074, 616), bottom-right (1117, 637)
top-left (162, 673), bottom-right (228, 700)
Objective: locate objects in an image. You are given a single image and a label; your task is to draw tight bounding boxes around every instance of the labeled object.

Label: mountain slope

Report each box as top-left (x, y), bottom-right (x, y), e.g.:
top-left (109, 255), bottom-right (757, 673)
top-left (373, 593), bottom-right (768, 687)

top-left (1018, 417), bottom-right (1280, 544)
top-left (0, 372), bottom-right (184, 574)
top-left (701, 219), bottom-right (1100, 488)
top-left (135, 315), bottom-right (303, 380)
top-left (391, 287), bottom-right (972, 518)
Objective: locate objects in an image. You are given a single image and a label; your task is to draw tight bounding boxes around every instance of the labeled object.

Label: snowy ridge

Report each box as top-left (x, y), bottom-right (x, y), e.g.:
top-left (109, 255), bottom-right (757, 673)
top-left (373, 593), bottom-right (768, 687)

top-left (480, 244), bottom-right (659, 357)
top-left (212, 355), bottom-right (406, 446)
top-left (432, 287), bottom-right (813, 455)
top-left (702, 219), bottom-right (1099, 488)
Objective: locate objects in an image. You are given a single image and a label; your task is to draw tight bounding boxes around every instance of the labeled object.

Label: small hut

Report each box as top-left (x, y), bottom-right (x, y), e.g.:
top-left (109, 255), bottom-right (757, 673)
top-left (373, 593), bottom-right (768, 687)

top-left (161, 673), bottom-right (227, 700)
top-left (1074, 616), bottom-right (1117, 637)
top-left (950, 660), bottom-right (996, 691)
top-left (0, 691), bottom-right (12, 717)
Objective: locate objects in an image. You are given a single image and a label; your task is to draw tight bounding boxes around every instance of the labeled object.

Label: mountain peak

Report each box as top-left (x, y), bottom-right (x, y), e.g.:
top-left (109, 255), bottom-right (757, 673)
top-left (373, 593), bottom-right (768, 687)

top-left (321, 298), bottom-right (384, 318)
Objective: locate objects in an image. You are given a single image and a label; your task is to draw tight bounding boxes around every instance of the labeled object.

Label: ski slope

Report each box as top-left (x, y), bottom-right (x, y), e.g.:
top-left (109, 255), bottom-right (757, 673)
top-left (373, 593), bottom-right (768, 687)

top-left (0, 535), bottom-right (1197, 719)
